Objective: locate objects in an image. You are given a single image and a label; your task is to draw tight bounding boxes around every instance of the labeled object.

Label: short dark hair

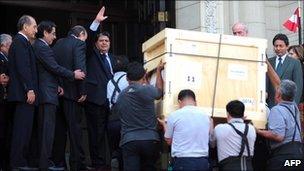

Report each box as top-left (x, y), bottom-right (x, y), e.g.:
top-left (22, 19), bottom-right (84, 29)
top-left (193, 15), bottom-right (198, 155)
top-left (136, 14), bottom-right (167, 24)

top-left (127, 62), bottom-right (146, 81)
top-left (113, 55), bottom-right (129, 72)
top-left (178, 89), bottom-right (196, 101)
top-left (95, 31), bottom-right (110, 42)
top-left (17, 15), bottom-right (34, 31)
top-left (36, 21), bottom-right (56, 39)
top-left (273, 33), bottom-right (289, 46)
top-left (226, 100), bottom-right (245, 118)
top-left (68, 25), bottom-right (87, 37)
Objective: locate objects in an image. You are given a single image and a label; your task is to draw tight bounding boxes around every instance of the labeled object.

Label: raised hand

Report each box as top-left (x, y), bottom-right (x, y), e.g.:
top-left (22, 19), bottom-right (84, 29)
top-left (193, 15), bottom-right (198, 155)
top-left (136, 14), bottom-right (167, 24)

top-left (95, 6), bottom-right (108, 22)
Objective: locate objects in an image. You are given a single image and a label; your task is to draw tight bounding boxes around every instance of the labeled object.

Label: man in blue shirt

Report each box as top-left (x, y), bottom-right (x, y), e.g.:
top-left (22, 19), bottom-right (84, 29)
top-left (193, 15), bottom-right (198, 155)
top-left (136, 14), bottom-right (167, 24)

top-left (258, 79), bottom-right (304, 170)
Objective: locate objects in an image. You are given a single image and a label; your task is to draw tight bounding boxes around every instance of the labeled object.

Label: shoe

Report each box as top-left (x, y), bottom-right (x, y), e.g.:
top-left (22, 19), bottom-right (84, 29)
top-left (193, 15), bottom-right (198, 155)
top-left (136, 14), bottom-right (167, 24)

top-left (48, 166), bottom-right (65, 171)
top-left (17, 166), bottom-right (39, 171)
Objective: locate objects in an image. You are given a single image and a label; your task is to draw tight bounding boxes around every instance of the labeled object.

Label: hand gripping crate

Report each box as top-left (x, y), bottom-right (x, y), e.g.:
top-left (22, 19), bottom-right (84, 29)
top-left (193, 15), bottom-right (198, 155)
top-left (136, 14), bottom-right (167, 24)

top-left (143, 28), bottom-right (268, 129)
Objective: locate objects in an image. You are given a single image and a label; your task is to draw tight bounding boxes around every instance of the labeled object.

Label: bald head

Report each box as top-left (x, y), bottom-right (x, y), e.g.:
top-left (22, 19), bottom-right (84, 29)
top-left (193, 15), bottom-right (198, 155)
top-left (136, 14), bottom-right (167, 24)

top-left (232, 22), bottom-right (248, 37)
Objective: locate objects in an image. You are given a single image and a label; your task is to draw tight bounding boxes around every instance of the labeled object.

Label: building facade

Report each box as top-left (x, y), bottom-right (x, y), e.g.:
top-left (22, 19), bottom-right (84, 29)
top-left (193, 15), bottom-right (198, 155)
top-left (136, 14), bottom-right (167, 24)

top-left (175, 1), bottom-right (303, 55)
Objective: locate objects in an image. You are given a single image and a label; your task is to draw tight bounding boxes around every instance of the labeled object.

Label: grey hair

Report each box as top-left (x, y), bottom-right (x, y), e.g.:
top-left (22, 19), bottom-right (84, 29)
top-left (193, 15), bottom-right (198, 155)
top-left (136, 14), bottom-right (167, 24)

top-left (17, 15), bottom-right (34, 31)
top-left (68, 25), bottom-right (87, 37)
top-left (0, 34), bottom-right (12, 46)
top-left (232, 22), bottom-right (248, 33)
top-left (279, 79), bottom-right (297, 101)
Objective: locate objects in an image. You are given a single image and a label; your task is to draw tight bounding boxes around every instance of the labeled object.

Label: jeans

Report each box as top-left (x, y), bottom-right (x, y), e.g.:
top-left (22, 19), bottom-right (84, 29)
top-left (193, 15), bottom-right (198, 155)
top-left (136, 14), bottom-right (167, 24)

top-left (172, 157), bottom-right (209, 171)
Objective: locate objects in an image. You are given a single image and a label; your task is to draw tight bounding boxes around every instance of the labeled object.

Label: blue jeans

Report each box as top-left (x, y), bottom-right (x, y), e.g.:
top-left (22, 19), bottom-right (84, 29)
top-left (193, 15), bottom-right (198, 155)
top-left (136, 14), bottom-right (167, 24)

top-left (173, 157), bottom-right (209, 171)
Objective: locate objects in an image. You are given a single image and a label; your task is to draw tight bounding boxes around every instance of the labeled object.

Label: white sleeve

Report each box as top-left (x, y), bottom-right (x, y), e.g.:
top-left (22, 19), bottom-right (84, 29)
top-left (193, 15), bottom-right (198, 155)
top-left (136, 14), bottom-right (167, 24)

top-left (164, 116), bottom-right (174, 138)
top-left (90, 21), bottom-right (100, 31)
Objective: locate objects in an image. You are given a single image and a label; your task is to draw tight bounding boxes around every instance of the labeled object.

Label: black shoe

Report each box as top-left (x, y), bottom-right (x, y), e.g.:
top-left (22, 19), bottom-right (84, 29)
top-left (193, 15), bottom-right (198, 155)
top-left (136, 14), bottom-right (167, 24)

top-left (17, 166), bottom-right (39, 171)
top-left (48, 166), bottom-right (65, 171)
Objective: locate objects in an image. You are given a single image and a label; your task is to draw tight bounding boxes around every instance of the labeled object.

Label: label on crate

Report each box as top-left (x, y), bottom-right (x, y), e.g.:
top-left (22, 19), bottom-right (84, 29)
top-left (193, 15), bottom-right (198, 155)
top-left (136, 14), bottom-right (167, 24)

top-left (227, 64), bottom-right (248, 80)
top-left (181, 62), bottom-right (202, 88)
top-left (239, 98), bottom-right (255, 107)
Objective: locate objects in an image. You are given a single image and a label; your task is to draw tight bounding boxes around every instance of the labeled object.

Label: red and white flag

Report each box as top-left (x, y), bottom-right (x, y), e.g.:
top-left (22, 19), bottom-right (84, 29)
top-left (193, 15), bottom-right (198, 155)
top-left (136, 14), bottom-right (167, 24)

top-left (283, 7), bottom-right (300, 32)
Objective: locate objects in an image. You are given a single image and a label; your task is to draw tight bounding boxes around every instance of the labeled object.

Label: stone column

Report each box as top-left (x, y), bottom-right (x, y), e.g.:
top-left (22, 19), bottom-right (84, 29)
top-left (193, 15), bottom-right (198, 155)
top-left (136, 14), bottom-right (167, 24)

top-left (239, 1), bottom-right (266, 38)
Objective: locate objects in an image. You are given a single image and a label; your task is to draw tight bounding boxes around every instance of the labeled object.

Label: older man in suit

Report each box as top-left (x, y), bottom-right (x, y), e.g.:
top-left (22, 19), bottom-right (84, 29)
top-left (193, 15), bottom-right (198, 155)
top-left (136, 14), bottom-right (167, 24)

top-left (84, 7), bottom-right (116, 170)
top-left (53, 25), bottom-right (88, 171)
top-left (7, 15), bottom-right (38, 170)
top-left (0, 33), bottom-right (12, 171)
top-left (32, 21), bottom-right (85, 170)
top-left (267, 33), bottom-right (303, 108)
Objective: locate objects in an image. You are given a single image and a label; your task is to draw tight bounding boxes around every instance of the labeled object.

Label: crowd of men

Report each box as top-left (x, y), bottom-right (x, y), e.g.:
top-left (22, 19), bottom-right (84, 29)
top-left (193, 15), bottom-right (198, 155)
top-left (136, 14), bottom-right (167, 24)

top-left (0, 6), bottom-right (304, 171)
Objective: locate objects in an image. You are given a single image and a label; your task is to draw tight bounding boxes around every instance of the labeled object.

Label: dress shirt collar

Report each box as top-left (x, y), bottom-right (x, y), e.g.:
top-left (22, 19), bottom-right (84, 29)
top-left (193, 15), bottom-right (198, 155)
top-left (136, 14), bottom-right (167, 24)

top-left (276, 53), bottom-right (287, 63)
top-left (39, 38), bottom-right (49, 46)
top-left (228, 118), bottom-right (244, 123)
top-left (0, 51), bottom-right (8, 61)
top-left (18, 32), bottom-right (29, 41)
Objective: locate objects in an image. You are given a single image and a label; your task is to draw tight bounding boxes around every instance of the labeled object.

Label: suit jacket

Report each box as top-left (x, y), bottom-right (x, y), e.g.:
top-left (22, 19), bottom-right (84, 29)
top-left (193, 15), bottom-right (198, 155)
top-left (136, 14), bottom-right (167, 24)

top-left (86, 47), bottom-right (115, 106)
top-left (33, 39), bottom-right (74, 105)
top-left (7, 33), bottom-right (38, 104)
top-left (266, 55), bottom-right (303, 108)
top-left (0, 52), bottom-right (8, 75)
top-left (0, 52), bottom-right (8, 102)
top-left (53, 35), bottom-right (86, 101)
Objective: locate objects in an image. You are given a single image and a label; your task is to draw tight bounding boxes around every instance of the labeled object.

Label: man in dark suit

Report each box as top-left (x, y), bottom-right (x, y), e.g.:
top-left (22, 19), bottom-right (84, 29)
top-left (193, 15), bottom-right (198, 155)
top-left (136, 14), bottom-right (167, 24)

top-left (7, 15), bottom-right (38, 170)
top-left (53, 25), bottom-right (88, 171)
top-left (85, 7), bottom-right (116, 170)
top-left (0, 33), bottom-right (12, 171)
top-left (32, 21), bottom-right (85, 170)
top-left (266, 33), bottom-right (303, 108)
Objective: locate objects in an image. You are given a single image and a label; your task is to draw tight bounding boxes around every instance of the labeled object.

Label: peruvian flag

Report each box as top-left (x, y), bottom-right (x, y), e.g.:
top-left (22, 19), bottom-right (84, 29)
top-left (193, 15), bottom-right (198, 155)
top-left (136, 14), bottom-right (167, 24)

top-left (283, 7), bottom-right (300, 32)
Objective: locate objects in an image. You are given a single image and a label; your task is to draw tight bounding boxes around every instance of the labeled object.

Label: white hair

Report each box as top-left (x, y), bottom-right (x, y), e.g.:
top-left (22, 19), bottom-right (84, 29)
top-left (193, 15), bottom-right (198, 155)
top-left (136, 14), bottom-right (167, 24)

top-left (0, 34), bottom-right (12, 46)
top-left (232, 22), bottom-right (248, 33)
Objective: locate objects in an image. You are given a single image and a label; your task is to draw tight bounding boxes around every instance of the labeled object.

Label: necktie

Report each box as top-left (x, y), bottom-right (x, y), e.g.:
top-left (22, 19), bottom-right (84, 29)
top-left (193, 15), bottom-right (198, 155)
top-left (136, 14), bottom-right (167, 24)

top-left (101, 53), bottom-right (112, 78)
top-left (276, 57), bottom-right (283, 76)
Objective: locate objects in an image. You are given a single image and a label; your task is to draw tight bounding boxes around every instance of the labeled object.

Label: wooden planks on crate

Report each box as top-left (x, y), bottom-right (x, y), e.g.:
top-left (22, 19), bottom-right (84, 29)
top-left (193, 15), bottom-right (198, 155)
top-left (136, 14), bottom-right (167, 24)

top-left (143, 28), bottom-right (268, 129)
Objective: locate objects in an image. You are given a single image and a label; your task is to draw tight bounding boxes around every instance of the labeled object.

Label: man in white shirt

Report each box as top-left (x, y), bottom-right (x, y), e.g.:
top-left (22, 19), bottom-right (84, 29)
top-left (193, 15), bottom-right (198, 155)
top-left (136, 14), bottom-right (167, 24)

top-left (214, 100), bottom-right (256, 171)
top-left (158, 89), bottom-right (212, 171)
top-left (106, 55), bottom-right (129, 171)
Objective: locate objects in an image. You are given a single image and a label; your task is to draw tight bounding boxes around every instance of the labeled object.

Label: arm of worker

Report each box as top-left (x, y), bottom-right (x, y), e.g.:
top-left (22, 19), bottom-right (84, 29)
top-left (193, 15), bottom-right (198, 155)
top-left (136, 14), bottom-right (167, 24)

top-left (256, 107), bottom-right (285, 142)
top-left (209, 118), bottom-right (216, 148)
top-left (158, 116), bottom-right (173, 145)
top-left (256, 129), bottom-right (284, 142)
top-left (155, 60), bottom-right (165, 99)
top-left (266, 59), bottom-right (280, 89)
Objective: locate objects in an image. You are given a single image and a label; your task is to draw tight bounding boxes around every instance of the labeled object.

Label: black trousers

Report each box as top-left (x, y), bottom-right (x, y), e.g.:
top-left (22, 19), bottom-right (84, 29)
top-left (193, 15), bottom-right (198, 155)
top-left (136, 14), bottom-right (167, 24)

top-left (107, 120), bottom-right (122, 170)
top-left (0, 101), bottom-right (14, 170)
top-left (84, 102), bottom-right (109, 168)
top-left (10, 102), bottom-right (35, 168)
top-left (38, 104), bottom-right (56, 169)
top-left (52, 99), bottom-right (86, 170)
top-left (122, 140), bottom-right (160, 171)
top-left (52, 99), bottom-right (67, 167)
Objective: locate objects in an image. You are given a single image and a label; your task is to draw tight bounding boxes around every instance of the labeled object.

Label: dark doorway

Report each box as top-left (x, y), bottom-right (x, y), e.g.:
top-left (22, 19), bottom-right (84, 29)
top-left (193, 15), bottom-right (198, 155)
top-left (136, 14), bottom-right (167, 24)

top-left (0, 0), bottom-right (175, 62)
